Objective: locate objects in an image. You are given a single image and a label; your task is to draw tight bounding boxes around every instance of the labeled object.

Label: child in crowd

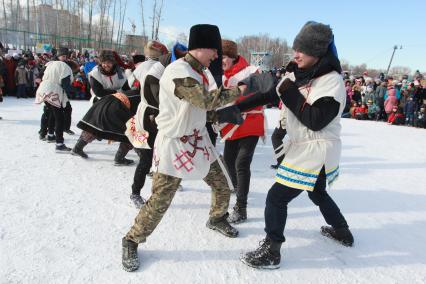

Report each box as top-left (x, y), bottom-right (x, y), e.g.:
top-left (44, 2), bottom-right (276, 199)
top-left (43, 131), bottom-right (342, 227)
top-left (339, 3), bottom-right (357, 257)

top-left (404, 96), bottom-right (417, 126)
top-left (71, 75), bottom-right (87, 100)
top-left (354, 102), bottom-right (368, 120)
top-left (387, 106), bottom-right (405, 125)
top-left (349, 100), bottom-right (358, 118)
top-left (415, 105), bottom-right (426, 128)
top-left (367, 99), bottom-right (380, 120)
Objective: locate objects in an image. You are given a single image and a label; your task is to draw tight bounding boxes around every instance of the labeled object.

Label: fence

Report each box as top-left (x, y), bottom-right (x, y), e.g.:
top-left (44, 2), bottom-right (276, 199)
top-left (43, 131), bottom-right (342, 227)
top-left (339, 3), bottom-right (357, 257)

top-left (0, 28), bottom-right (141, 54)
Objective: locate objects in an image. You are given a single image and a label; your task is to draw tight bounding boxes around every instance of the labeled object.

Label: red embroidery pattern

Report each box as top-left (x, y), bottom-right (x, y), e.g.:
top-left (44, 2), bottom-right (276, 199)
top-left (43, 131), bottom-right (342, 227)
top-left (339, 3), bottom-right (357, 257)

top-left (180, 129), bottom-right (204, 158)
top-left (129, 118), bottom-right (149, 144)
top-left (173, 150), bottom-right (194, 172)
top-left (203, 147), bottom-right (210, 160)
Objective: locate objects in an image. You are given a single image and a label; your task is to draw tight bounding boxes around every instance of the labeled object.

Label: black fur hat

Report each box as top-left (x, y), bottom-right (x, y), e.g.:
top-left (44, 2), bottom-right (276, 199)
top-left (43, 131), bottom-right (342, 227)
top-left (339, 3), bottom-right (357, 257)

top-left (132, 54), bottom-right (145, 64)
top-left (188, 24), bottom-right (221, 51)
top-left (292, 22), bottom-right (333, 57)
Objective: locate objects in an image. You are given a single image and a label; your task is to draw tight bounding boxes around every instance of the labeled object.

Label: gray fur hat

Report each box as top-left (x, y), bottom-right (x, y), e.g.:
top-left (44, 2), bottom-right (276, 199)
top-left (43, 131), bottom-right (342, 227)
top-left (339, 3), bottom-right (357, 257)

top-left (292, 22), bottom-right (333, 58)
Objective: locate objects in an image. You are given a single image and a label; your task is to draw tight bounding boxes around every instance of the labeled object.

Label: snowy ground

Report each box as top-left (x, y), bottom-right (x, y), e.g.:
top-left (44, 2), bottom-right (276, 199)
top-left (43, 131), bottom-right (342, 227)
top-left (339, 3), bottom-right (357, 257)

top-left (1, 97), bottom-right (426, 284)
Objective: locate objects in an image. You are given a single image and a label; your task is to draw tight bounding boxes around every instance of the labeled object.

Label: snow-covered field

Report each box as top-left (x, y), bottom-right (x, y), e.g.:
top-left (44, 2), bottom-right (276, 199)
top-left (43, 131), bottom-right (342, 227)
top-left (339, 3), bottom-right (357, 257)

top-left (1, 97), bottom-right (426, 284)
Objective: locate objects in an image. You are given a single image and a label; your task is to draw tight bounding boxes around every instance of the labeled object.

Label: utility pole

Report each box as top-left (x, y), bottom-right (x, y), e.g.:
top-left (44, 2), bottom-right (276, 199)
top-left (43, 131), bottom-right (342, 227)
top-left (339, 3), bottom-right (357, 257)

top-left (386, 45), bottom-right (402, 75)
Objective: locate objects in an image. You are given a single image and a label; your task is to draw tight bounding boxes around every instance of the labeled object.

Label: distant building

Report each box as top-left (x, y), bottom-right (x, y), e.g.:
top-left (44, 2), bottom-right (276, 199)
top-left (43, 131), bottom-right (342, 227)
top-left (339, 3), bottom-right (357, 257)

top-left (250, 51), bottom-right (272, 71)
top-left (124, 35), bottom-right (148, 52)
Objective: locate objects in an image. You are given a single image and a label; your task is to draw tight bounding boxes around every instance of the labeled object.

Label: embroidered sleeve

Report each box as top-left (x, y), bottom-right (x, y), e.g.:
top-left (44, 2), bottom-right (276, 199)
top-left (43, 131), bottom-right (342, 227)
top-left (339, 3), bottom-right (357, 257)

top-left (173, 77), bottom-right (240, 110)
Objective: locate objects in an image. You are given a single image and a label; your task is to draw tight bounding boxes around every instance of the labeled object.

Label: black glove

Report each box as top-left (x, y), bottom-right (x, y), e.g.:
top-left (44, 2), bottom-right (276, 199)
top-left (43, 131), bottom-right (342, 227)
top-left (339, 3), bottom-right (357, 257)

top-left (216, 105), bottom-right (244, 125)
top-left (238, 72), bottom-right (276, 96)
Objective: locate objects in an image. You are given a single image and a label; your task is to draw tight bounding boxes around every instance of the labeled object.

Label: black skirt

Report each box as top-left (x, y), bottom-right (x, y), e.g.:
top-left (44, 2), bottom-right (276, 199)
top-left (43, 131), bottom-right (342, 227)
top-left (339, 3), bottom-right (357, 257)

top-left (77, 95), bottom-right (138, 143)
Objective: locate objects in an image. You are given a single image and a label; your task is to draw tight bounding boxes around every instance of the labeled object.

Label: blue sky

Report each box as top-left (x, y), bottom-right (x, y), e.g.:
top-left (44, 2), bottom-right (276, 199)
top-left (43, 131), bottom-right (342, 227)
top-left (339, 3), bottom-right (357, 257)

top-left (124, 0), bottom-right (426, 71)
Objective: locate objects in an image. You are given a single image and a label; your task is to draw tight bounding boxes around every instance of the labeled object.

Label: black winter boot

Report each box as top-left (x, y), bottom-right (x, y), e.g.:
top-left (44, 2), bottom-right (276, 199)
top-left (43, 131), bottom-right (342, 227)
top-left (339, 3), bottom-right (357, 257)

top-left (47, 134), bottom-right (56, 143)
top-left (206, 213), bottom-right (239, 238)
top-left (71, 138), bottom-right (89, 159)
top-left (55, 144), bottom-right (71, 152)
top-left (227, 205), bottom-right (247, 224)
top-left (114, 143), bottom-right (134, 166)
top-left (122, 237), bottom-right (139, 272)
top-left (321, 226), bottom-right (354, 247)
top-left (130, 194), bottom-right (145, 209)
top-left (240, 237), bottom-right (282, 269)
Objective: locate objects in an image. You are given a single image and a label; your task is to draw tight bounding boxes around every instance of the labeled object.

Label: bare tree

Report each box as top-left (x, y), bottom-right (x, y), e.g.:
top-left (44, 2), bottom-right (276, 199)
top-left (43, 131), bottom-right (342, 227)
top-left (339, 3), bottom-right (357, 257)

top-left (153, 0), bottom-right (163, 40)
top-left (237, 34), bottom-right (290, 68)
top-left (87, 0), bottom-right (95, 48)
top-left (110, 0), bottom-right (116, 44)
top-left (2, 0), bottom-right (7, 29)
top-left (150, 0), bottom-right (156, 40)
top-left (139, 0), bottom-right (146, 39)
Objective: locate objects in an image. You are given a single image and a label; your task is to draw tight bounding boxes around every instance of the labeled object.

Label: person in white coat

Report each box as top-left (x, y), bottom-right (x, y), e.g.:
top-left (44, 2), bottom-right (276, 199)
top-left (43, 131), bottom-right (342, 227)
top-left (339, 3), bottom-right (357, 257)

top-left (35, 52), bottom-right (74, 152)
top-left (121, 24), bottom-right (244, 272)
top-left (218, 21), bottom-right (354, 269)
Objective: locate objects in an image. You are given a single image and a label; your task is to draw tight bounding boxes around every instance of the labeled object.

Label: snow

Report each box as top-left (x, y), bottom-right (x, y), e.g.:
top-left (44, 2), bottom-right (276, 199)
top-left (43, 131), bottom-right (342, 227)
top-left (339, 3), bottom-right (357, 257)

top-left (1, 97), bottom-right (426, 284)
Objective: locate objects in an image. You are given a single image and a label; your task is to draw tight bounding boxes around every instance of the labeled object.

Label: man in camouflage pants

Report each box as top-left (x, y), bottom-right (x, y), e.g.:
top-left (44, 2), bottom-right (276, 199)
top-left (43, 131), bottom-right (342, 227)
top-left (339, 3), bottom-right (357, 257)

top-left (122, 24), bottom-right (244, 272)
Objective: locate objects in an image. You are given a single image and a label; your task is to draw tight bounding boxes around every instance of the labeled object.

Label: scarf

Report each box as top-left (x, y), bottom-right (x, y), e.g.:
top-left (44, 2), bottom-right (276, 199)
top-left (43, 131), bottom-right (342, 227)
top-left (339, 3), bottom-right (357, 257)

top-left (292, 50), bottom-right (342, 87)
top-left (99, 64), bottom-right (124, 79)
top-left (223, 56), bottom-right (249, 87)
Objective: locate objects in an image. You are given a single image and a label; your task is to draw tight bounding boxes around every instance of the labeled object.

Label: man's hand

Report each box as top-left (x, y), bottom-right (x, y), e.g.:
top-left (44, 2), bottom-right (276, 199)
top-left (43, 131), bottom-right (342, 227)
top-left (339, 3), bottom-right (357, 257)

top-left (216, 105), bottom-right (244, 125)
top-left (238, 84), bottom-right (247, 95)
top-left (277, 78), bottom-right (298, 96)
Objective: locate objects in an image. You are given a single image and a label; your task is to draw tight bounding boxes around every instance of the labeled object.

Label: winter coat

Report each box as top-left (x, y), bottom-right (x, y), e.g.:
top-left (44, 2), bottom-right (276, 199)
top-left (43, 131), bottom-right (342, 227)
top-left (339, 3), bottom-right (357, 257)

top-left (388, 112), bottom-right (405, 125)
top-left (384, 90), bottom-right (398, 114)
top-left (77, 92), bottom-right (140, 142)
top-left (367, 104), bottom-right (380, 115)
top-left (275, 70), bottom-right (345, 191)
top-left (220, 56), bottom-right (264, 140)
top-left (4, 58), bottom-right (17, 90)
top-left (153, 54), bottom-right (233, 180)
top-left (364, 91), bottom-right (375, 104)
top-left (15, 66), bottom-right (28, 85)
top-left (375, 85), bottom-right (386, 106)
top-left (35, 61), bottom-right (73, 108)
top-left (404, 99), bottom-right (417, 115)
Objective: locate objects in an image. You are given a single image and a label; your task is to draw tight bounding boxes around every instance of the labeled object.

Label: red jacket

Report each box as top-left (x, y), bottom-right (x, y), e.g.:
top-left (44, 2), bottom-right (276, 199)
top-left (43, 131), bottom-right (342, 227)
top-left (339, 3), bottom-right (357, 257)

top-left (220, 56), bottom-right (264, 140)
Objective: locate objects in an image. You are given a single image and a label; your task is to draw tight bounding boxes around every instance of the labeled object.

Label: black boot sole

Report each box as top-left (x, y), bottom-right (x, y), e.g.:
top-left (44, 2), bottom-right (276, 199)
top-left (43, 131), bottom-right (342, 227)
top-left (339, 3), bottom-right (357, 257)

top-left (206, 222), bottom-right (239, 238)
top-left (240, 255), bottom-right (280, 270)
top-left (320, 227), bottom-right (354, 247)
top-left (70, 150), bottom-right (88, 159)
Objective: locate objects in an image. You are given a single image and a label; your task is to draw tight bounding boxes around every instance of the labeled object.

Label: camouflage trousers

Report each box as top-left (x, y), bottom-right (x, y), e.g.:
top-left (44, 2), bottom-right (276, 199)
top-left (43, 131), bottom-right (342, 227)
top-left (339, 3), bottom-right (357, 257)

top-left (125, 160), bottom-right (231, 244)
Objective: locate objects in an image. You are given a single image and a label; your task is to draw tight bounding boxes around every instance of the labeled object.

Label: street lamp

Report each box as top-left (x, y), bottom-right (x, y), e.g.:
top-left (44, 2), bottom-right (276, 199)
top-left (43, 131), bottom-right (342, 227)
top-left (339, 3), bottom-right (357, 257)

top-left (386, 45), bottom-right (403, 75)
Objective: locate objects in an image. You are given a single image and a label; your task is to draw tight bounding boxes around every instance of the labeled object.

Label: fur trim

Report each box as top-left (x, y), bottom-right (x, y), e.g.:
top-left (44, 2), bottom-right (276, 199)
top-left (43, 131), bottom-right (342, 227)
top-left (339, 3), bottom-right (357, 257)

top-left (292, 22), bottom-right (332, 57)
top-left (222, 40), bottom-right (238, 59)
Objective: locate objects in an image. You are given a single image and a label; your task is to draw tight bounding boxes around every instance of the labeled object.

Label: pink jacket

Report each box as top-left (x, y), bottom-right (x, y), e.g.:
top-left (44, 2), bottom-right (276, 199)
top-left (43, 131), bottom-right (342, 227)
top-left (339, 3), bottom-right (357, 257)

top-left (384, 89), bottom-right (398, 114)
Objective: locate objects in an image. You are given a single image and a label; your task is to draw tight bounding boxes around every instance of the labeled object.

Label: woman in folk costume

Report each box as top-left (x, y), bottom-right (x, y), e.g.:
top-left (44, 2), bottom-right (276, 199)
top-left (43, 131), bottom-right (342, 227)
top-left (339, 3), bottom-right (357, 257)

top-left (131, 40), bottom-right (168, 92)
top-left (88, 50), bottom-right (129, 104)
top-left (218, 21), bottom-right (354, 269)
top-left (125, 42), bottom-right (186, 209)
top-left (70, 88), bottom-right (140, 165)
top-left (35, 51), bottom-right (75, 152)
top-left (218, 39), bottom-right (264, 224)
top-left (125, 54), bottom-right (146, 90)
top-left (121, 24), bottom-right (245, 272)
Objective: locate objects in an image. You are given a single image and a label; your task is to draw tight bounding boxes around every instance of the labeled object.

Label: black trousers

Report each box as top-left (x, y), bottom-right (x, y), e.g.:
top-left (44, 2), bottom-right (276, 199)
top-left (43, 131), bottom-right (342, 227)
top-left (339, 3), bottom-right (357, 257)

top-left (46, 103), bottom-right (65, 144)
top-left (64, 101), bottom-right (72, 131)
top-left (40, 101), bottom-right (72, 135)
top-left (271, 126), bottom-right (287, 165)
top-left (223, 135), bottom-right (259, 208)
top-left (132, 148), bottom-right (153, 195)
top-left (40, 104), bottom-right (54, 136)
top-left (265, 166), bottom-right (349, 243)
top-left (206, 122), bottom-right (218, 147)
